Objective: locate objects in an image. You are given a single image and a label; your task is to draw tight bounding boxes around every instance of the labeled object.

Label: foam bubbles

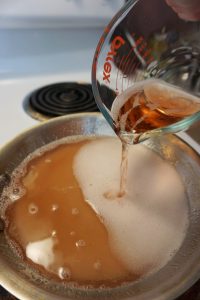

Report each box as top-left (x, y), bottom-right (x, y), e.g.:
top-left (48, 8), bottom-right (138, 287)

top-left (28, 203), bottom-right (38, 215)
top-left (93, 260), bottom-right (101, 270)
top-left (51, 230), bottom-right (57, 237)
top-left (45, 158), bottom-right (52, 163)
top-left (23, 168), bottom-right (38, 190)
top-left (71, 208), bottom-right (79, 215)
top-left (9, 186), bottom-right (25, 202)
top-left (26, 237), bottom-right (55, 269)
top-left (73, 137), bottom-right (189, 276)
top-left (58, 267), bottom-right (71, 280)
top-left (70, 231), bottom-right (75, 236)
top-left (9, 193), bottom-right (21, 202)
top-left (51, 204), bottom-right (59, 212)
top-left (76, 239), bottom-right (86, 248)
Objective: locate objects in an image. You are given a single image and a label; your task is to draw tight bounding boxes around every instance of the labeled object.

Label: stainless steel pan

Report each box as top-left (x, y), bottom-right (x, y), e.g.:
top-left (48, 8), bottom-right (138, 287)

top-left (1, 113), bottom-right (200, 300)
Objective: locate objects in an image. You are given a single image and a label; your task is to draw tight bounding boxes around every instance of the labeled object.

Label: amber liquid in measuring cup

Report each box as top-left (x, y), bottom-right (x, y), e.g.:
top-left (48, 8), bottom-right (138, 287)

top-left (110, 79), bottom-right (200, 196)
top-left (112, 79), bottom-right (200, 144)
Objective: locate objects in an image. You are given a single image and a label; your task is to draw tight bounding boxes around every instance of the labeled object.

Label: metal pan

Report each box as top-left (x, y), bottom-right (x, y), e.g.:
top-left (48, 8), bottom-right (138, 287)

top-left (1, 112), bottom-right (200, 300)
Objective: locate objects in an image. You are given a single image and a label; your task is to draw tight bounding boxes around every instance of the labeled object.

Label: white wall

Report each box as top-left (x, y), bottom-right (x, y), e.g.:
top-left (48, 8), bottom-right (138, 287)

top-left (0, 0), bottom-right (125, 28)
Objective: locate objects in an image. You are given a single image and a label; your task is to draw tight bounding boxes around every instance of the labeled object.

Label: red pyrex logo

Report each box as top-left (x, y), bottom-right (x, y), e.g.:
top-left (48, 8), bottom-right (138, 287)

top-left (103, 36), bottom-right (125, 84)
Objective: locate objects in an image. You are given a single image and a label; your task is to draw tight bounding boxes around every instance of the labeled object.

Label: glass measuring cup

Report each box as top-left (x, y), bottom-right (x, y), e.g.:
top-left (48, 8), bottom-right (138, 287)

top-left (92, 0), bottom-right (200, 144)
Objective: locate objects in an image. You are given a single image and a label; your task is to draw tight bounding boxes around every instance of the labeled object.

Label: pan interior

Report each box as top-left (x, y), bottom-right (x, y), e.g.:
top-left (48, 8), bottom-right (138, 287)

top-left (0, 113), bottom-right (200, 300)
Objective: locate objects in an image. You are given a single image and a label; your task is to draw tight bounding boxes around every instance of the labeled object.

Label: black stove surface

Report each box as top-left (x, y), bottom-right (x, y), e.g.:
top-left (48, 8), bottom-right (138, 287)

top-left (24, 82), bottom-right (99, 120)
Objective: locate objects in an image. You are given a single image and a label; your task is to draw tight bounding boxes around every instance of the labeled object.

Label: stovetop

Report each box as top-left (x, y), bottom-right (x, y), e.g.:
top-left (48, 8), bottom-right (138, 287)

top-left (0, 26), bottom-right (200, 300)
top-left (0, 74), bottom-right (94, 146)
top-left (0, 75), bottom-right (200, 299)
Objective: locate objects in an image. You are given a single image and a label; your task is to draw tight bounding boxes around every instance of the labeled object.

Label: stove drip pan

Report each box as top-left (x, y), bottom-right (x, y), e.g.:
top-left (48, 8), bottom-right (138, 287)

top-left (24, 83), bottom-right (99, 121)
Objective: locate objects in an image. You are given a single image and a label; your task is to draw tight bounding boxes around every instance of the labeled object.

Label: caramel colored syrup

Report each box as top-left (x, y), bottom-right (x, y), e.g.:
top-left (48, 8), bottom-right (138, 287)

top-left (117, 82), bottom-right (200, 136)
top-left (5, 139), bottom-right (137, 287)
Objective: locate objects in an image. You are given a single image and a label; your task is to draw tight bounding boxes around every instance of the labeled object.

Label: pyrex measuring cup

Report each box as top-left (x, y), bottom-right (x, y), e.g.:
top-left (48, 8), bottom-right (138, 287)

top-left (92, 0), bottom-right (200, 143)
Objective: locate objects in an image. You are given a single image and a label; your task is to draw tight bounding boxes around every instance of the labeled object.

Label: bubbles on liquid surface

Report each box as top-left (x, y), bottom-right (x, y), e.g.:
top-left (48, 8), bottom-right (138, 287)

top-left (28, 203), bottom-right (38, 215)
top-left (51, 204), bottom-right (59, 212)
top-left (70, 231), bottom-right (75, 236)
top-left (104, 189), bottom-right (121, 200)
top-left (9, 188), bottom-right (21, 201)
top-left (73, 137), bottom-right (189, 275)
top-left (45, 158), bottom-right (52, 163)
top-left (71, 208), bottom-right (79, 215)
top-left (13, 187), bottom-right (20, 194)
top-left (58, 267), bottom-right (71, 280)
top-left (93, 260), bottom-right (101, 270)
top-left (0, 195), bottom-right (9, 214)
top-left (26, 237), bottom-right (55, 269)
top-left (76, 239), bottom-right (86, 248)
top-left (51, 230), bottom-right (57, 237)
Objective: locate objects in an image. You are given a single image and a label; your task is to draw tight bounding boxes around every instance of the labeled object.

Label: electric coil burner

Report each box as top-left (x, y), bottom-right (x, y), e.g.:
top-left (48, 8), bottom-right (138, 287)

top-left (24, 82), bottom-right (99, 121)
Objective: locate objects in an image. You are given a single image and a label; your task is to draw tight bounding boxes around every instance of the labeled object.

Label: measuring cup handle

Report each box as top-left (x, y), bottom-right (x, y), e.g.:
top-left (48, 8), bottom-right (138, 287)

top-left (166, 0), bottom-right (200, 21)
